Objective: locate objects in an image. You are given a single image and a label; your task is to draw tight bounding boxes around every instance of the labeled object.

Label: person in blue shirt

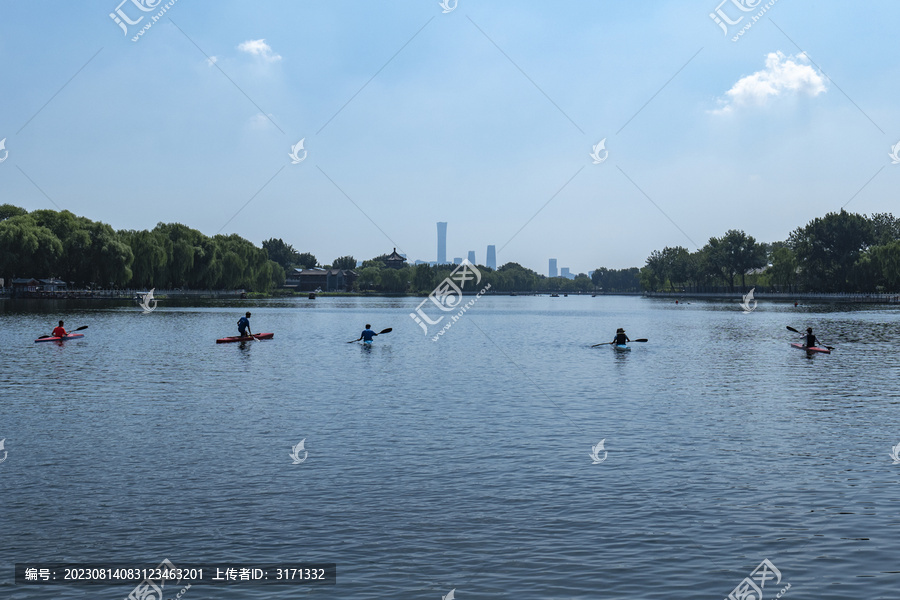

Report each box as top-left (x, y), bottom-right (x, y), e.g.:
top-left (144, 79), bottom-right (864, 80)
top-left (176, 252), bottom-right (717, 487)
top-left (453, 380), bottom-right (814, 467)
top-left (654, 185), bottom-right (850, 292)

top-left (237, 312), bottom-right (252, 337)
top-left (356, 324), bottom-right (378, 344)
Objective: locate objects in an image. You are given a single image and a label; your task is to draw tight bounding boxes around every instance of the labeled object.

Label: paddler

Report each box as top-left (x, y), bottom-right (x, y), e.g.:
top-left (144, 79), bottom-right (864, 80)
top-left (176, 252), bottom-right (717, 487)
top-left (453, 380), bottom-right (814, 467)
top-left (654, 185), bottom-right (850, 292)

top-left (237, 312), bottom-right (253, 338)
top-left (802, 327), bottom-right (820, 348)
top-left (612, 327), bottom-right (631, 345)
top-left (355, 324), bottom-right (378, 345)
top-left (52, 320), bottom-right (67, 338)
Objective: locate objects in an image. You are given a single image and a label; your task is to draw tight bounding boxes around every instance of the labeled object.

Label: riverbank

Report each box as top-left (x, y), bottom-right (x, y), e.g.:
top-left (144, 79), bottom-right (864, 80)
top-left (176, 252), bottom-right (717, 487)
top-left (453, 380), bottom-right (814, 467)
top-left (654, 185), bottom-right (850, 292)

top-left (643, 291), bottom-right (900, 304)
top-left (1, 288), bottom-right (247, 300)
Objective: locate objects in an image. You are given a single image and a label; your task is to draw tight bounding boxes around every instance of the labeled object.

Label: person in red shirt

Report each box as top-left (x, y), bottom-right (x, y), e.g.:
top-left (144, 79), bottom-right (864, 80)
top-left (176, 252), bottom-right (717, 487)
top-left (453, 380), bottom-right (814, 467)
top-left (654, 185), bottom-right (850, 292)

top-left (51, 320), bottom-right (67, 338)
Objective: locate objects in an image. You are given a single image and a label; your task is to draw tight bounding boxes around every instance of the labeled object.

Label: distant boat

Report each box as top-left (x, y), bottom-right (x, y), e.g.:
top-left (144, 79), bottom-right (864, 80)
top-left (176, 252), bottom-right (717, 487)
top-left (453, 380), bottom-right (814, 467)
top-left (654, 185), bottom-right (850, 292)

top-left (308, 292), bottom-right (316, 299)
top-left (509, 292), bottom-right (517, 296)
top-left (551, 293), bottom-right (559, 297)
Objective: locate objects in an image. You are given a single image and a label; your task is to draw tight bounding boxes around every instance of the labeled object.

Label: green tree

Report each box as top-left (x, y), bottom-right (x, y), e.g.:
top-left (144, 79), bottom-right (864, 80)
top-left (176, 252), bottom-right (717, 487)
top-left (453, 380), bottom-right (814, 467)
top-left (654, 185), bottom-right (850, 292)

top-left (262, 238), bottom-right (300, 270)
top-left (870, 213), bottom-right (900, 245)
top-left (296, 252), bottom-right (318, 269)
top-left (790, 210), bottom-right (875, 292)
top-left (0, 204), bottom-right (28, 222)
top-left (703, 229), bottom-right (766, 291)
top-left (413, 264), bottom-right (436, 292)
top-left (0, 217), bottom-right (63, 279)
top-left (378, 267), bottom-right (409, 293)
top-left (868, 241), bottom-right (900, 291)
top-left (767, 247), bottom-right (798, 292)
top-left (332, 255), bottom-right (357, 270)
top-left (356, 266), bottom-right (381, 290)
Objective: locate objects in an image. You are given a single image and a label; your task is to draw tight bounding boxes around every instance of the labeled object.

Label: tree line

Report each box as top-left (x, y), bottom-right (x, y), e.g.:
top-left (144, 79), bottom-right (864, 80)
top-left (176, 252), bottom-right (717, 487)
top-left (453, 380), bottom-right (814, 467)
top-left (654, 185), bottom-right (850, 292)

top-left (11, 204), bottom-right (887, 296)
top-left (0, 205), bottom-right (285, 292)
top-left (640, 210), bottom-right (900, 293)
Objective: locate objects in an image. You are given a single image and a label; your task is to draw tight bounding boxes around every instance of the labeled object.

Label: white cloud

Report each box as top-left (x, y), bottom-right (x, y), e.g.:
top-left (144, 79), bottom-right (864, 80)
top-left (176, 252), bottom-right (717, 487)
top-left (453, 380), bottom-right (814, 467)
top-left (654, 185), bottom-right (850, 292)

top-left (237, 39), bottom-right (281, 62)
top-left (248, 113), bottom-right (276, 129)
top-left (713, 51), bottom-right (826, 114)
top-left (206, 56), bottom-right (218, 67)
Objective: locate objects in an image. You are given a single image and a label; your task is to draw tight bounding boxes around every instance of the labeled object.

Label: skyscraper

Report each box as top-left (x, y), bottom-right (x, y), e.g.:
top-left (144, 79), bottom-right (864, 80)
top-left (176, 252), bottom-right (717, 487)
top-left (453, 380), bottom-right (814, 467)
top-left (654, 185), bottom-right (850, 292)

top-left (486, 245), bottom-right (496, 269)
top-left (453, 257), bottom-right (463, 265)
top-left (549, 258), bottom-right (558, 278)
top-left (561, 267), bottom-right (571, 279)
top-left (467, 250), bottom-right (476, 264)
top-left (437, 222), bottom-right (447, 264)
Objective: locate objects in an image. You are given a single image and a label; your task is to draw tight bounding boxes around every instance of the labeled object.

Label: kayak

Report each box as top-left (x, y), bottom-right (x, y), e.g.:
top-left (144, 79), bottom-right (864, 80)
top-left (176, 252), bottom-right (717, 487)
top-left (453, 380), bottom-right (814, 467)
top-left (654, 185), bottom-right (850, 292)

top-left (790, 343), bottom-right (830, 354)
top-left (216, 333), bottom-right (274, 344)
top-left (613, 344), bottom-right (630, 351)
top-left (35, 334), bottom-right (84, 343)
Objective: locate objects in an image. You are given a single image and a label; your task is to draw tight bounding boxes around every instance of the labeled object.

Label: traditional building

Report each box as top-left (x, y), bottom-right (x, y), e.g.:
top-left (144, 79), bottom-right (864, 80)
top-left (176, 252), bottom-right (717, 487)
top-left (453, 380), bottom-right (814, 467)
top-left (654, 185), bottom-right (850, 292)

top-left (284, 268), bottom-right (357, 292)
top-left (385, 248), bottom-right (407, 270)
top-left (39, 278), bottom-right (68, 291)
top-left (11, 278), bottom-right (41, 293)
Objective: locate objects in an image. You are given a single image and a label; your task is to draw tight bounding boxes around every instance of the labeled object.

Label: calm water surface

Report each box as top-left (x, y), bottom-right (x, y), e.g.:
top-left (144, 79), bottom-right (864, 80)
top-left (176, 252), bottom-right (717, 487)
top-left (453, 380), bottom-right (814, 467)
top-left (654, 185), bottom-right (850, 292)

top-left (1, 296), bottom-right (899, 599)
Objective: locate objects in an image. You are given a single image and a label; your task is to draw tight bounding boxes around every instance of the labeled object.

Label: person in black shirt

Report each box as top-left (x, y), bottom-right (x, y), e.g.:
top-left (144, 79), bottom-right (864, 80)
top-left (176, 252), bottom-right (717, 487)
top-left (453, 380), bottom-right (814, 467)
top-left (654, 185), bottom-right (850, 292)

top-left (803, 327), bottom-right (819, 348)
top-left (612, 328), bottom-right (631, 345)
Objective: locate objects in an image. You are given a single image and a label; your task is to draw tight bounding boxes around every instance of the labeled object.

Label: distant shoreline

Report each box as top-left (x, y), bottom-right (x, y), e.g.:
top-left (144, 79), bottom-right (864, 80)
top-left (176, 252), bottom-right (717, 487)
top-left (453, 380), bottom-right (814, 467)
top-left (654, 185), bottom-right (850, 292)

top-left (643, 291), bottom-right (900, 304)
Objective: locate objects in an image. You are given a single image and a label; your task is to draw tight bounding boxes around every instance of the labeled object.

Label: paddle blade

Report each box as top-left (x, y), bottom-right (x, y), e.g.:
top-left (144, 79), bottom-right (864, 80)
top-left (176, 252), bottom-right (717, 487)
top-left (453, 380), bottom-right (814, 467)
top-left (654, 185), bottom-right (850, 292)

top-left (786, 326), bottom-right (800, 333)
top-left (74, 325), bottom-right (89, 331)
top-left (379, 328), bottom-right (392, 334)
top-left (591, 342), bottom-right (613, 347)
top-left (631, 338), bottom-right (648, 342)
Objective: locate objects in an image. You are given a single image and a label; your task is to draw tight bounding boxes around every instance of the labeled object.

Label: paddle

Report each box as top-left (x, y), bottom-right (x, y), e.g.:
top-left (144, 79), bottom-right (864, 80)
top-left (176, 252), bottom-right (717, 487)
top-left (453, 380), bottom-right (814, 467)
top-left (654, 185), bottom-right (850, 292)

top-left (591, 338), bottom-right (648, 348)
top-left (347, 328), bottom-right (392, 343)
top-left (786, 326), bottom-right (834, 350)
top-left (37, 325), bottom-right (88, 340)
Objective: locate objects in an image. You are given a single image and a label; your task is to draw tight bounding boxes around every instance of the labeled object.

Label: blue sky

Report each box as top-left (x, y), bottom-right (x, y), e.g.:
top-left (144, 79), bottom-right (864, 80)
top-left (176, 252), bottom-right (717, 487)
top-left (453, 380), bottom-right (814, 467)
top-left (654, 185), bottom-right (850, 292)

top-left (1, 1), bottom-right (898, 274)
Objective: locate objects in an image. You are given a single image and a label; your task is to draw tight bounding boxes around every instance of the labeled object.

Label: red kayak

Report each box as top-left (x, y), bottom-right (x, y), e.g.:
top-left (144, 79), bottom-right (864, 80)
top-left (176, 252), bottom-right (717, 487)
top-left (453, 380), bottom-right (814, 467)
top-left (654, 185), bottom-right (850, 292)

top-left (790, 342), bottom-right (830, 354)
top-left (35, 334), bottom-right (85, 343)
top-left (216, 333), bottom-right (274, 344)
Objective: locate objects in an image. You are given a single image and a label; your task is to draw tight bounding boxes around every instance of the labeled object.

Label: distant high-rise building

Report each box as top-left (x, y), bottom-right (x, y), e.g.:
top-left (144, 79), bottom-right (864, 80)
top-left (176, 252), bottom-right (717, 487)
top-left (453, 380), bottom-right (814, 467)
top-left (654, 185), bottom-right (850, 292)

top-left (453, 257), bottom-right (463, 265)
top-left (486, 245), bottom-right (497, 269)
top-left (561, 267), bottom-right (571, 279)
top-left (467, 251), bottom-right (476, 264)
top-left (437, 222), bottom-right (447, 264)
top-left (549, 258), bottom-right (558, 278)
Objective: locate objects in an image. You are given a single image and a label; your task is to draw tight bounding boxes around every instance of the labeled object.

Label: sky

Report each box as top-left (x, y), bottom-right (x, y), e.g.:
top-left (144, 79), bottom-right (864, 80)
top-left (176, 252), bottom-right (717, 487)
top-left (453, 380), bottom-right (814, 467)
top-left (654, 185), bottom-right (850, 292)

top-left (1, 0), bottom-right (898, 275)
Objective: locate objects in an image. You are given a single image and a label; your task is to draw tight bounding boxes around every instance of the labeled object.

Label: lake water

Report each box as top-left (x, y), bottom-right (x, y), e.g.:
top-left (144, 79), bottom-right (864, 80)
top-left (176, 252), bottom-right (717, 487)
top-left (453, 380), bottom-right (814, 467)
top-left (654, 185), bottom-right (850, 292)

top-left (1, 295), bottom-right (899, 599)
